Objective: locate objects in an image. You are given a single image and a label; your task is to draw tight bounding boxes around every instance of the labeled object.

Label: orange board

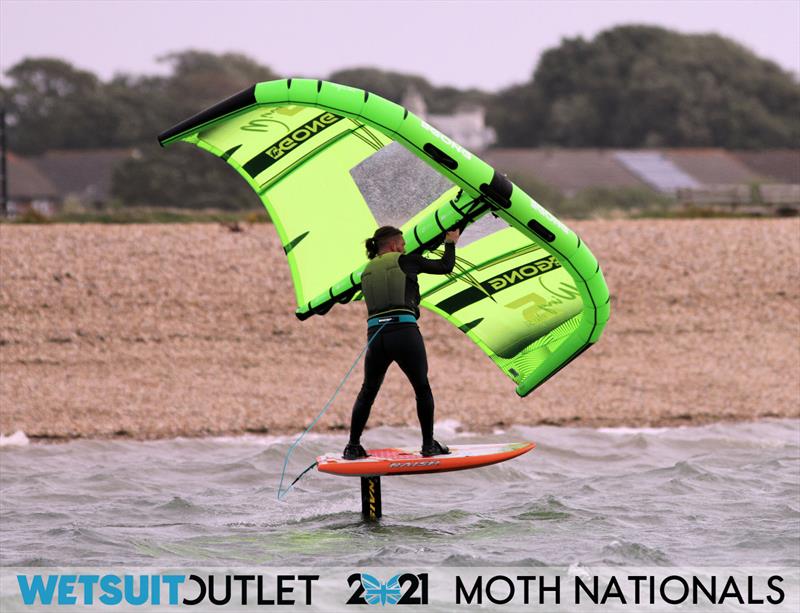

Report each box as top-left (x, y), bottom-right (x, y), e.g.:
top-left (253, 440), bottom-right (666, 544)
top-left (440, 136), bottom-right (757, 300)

top-left (317, 442), bottom-right (534, 477)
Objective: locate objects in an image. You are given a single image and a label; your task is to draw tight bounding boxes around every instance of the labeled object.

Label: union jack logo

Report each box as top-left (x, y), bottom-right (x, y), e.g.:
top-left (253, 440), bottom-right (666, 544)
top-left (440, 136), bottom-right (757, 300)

top-left (361, 573), bottom-right (401, 606)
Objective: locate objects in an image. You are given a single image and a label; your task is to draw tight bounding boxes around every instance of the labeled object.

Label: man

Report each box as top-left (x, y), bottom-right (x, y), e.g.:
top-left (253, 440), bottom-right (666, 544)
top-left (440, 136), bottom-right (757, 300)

top-left (343, 225), bottom-right (461, 460)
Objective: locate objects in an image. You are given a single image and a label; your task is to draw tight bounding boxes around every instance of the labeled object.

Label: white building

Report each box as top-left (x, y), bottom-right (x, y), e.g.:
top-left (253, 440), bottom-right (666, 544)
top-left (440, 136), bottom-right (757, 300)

top-left (402, 88), bottom-right (496, 152)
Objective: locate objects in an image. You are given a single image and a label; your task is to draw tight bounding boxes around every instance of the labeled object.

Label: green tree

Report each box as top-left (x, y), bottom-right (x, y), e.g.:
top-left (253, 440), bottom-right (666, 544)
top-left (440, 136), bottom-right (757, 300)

top-left (3, 51), bottom-right (281, 153)
top-left (490, 26), bottom-right (800, 148)
top-left (2, 52), bottom-right (282, 208)
top-left (486, 83), bottom-right (545, 146)
top-left (103, 74), bottom-right (173, 146)
top-left (111, 144), bottom-right (259, 211)
top-left (157, 50), bottom-right (279, 127)
top-left (4, 58), bottom-right (119, 153)
top-left (110, 51), bottom-right (280, 208)
top-left (329, 67), bottom-right (432, 105)
top-left (329, 67), bottom-right (490, 114)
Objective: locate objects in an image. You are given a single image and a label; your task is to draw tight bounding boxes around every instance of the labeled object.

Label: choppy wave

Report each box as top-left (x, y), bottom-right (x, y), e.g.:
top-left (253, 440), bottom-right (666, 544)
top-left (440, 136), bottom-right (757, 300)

top-left (0, 431), bottom-right (29, 447)
top-left (0, 420), bottom-right (797, 569)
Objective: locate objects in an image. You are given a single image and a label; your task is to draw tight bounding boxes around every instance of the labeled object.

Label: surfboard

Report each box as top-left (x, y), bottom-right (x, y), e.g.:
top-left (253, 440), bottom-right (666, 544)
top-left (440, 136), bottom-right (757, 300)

top-left (317, 442), bottom-right (534, 477)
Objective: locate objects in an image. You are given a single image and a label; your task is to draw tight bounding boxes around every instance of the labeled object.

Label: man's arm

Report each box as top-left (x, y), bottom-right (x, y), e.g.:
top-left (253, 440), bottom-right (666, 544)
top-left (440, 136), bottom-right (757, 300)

top-left (400, 229), bottom-right (460, 275)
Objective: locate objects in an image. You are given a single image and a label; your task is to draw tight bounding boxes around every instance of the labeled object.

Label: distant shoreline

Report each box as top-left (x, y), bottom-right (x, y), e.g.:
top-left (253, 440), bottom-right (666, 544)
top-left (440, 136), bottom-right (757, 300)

top-left (1, 219), bottom-right (798, 440)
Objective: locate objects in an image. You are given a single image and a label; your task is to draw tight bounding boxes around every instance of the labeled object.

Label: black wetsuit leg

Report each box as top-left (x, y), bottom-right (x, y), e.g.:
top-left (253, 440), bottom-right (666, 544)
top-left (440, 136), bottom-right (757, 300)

top-left (390, 326), bottom-right (434, 445)
top-left (348, 328), bottom-right (392, 445)
top-left (348, 325), bottom-right (435, 446)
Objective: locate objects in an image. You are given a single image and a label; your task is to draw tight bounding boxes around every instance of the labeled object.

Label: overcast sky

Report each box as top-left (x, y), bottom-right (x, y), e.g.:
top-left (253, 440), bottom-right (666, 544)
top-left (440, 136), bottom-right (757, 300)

top-left (2, 0), bottom-right (799, 90)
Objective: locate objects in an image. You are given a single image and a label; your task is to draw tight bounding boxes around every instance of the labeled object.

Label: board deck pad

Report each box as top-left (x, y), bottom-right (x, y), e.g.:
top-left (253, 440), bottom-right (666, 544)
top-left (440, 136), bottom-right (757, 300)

top-left (317, 442), bottom-right (534, 477)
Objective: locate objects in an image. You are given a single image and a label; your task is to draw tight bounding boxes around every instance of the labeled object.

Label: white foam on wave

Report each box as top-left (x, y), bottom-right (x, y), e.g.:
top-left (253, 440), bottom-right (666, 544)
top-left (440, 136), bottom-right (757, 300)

top-left (0, 431), bottom-right (30, 447)
top-left (434, 419), bottom-right (472, 437)
top-left (597, 426), bottom-right (674, 435)
top-left (567, 562), bottom-right (590, 578)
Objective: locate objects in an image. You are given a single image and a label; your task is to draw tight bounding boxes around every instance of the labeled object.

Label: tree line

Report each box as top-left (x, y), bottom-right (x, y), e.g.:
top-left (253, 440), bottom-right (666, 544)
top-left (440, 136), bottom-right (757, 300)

top-left (2, 26), bottom-right (798, 209)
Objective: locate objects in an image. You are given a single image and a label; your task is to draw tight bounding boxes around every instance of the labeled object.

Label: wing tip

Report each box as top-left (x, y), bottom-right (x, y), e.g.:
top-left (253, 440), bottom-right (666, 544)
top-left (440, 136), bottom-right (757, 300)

top-left (157, 84), bottom-right (258, 145)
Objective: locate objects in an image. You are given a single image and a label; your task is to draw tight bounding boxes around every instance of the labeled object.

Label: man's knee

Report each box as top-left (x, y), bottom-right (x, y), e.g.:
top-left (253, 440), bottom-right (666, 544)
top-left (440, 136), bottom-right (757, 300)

top-left (411, 379), bottom-right (432, 397)
top-left (357, 382), bottom-right (381, 401)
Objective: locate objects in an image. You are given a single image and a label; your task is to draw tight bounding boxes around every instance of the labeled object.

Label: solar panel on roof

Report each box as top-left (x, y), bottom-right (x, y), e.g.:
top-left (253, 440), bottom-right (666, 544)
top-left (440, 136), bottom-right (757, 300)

top-left (614, 151), bottom-right (701, 192)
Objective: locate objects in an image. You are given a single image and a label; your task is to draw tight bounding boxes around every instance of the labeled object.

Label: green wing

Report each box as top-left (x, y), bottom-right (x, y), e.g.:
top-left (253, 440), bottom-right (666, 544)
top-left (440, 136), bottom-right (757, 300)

top-left (420, 226), bottom-right (585, 389)
top-left (159, 79), bottom-right (610, 396)
top-left (164, 101), bottom-right (389, 306)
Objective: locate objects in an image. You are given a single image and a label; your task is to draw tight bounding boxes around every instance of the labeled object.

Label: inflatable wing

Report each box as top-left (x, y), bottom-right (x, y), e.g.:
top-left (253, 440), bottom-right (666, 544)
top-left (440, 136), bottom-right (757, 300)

top-left (158, 79), bottom-right (610, 397)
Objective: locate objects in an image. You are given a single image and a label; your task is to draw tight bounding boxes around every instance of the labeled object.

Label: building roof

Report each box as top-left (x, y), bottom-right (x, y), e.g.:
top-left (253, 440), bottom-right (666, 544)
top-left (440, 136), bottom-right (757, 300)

top-left (30, 148), bottom-right (137, 202)
top-left (731, 150), bottom-right (800, 184)
top-left (664, 149), bottom-right (764, 185)
top-left (484, 149), bottom-right (645, 195)
top-left (7, 152), bottom-right (59, 200)
top-left (614, 150), bottom-right (701, 192)
top-left (483, 148), bottom-right (799, 195)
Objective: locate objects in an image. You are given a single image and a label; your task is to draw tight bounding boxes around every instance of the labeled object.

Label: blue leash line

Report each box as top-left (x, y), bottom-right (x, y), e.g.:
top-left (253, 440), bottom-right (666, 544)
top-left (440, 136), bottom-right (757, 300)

top-left (277, 322), bottom-right (388, 500)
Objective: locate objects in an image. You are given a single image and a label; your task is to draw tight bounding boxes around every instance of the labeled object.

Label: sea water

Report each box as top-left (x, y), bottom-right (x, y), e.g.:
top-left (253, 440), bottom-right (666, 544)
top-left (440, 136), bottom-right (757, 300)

top-left (1, 420), bottom-right (798, 611)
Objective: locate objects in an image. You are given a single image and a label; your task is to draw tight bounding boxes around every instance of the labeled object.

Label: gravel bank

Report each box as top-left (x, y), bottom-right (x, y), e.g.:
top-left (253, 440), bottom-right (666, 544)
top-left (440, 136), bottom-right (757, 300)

top-left (1, 220), bottom-right (798, 440)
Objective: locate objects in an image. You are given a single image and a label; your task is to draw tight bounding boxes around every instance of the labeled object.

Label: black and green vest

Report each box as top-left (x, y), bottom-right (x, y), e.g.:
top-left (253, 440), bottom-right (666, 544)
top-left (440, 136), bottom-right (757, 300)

top-left (360, 253), bottom-right (415, 317)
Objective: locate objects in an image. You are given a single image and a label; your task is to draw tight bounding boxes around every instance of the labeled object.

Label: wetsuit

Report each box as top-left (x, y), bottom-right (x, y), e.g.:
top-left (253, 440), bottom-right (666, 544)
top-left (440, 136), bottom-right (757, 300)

top-left (348, 242), bottom-right (456, 447)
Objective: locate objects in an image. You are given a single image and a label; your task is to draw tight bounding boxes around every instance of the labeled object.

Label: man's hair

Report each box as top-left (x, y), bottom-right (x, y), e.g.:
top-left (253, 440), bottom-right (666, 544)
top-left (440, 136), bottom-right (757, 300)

top-left (365, 226), bottom-right (402, 259)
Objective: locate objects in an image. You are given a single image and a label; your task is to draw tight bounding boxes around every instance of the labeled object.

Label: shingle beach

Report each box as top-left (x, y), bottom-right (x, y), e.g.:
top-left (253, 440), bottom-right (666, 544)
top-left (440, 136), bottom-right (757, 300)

top-left (1, 219), bottom-right (798, 440)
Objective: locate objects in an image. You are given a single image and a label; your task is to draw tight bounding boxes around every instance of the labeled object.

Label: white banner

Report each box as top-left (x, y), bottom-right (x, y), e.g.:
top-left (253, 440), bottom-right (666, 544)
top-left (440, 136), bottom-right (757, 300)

top-left (1, 567), bottom-right (798, 612)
